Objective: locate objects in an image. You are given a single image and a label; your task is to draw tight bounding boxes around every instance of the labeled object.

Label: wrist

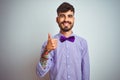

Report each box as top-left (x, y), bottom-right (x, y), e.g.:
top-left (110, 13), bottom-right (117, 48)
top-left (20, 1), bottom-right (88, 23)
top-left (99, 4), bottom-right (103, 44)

top-left (45, 46), bottom-right (51, 53)
top-left (45, 45), bottom-right (52, 51)
top-left (41, 48), bottom-right (50, 60)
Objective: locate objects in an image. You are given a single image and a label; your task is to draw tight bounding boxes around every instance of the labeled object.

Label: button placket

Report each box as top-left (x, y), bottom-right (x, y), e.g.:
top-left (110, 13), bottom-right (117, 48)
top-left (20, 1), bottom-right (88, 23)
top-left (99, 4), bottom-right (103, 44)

top-left (66, 42), bottom-right (71, 79)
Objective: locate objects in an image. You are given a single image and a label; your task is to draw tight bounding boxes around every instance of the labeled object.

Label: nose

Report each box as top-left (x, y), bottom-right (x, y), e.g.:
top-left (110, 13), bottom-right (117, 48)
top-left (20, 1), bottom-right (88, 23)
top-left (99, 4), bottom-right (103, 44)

top-left (64, 16), bottom-right (68, 21)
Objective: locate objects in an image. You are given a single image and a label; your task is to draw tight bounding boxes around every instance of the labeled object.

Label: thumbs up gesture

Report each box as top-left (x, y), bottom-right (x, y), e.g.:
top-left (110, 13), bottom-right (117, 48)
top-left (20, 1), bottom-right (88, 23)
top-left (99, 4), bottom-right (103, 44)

top-left (46, 33), bottom-right (58, 51)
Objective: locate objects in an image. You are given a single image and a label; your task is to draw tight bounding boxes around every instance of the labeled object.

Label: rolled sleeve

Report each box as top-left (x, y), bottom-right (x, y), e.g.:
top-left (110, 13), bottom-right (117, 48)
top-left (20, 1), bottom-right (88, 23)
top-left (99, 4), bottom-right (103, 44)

top-left (36, 41), bottom-right (53, 77)
top-left (36, 61), bottom-right (50, 77)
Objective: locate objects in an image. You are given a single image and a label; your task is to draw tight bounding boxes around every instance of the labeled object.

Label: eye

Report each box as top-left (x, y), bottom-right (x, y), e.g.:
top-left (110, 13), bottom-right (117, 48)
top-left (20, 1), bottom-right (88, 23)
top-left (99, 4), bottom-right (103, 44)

top-left (59, 14), bottom-right (65, 18)
top-left (68, 15), bottom-right (73, 18)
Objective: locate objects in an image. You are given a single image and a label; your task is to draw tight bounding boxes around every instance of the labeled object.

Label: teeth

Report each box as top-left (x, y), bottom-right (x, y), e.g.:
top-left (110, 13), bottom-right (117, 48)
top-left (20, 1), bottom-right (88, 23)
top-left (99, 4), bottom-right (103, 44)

top-left (64, 23), bottom-right (69, 26)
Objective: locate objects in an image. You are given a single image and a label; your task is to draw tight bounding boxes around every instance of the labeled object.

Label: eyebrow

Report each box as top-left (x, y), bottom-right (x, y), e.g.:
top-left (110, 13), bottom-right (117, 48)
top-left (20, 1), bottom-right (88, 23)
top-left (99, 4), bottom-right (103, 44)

top-left (59, 13), bottom-right (73, 16)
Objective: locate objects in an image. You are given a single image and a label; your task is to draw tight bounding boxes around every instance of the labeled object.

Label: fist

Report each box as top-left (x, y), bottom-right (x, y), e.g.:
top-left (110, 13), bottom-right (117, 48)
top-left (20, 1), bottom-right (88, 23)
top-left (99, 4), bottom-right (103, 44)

top-left (46, 33), bottom-right (58, 51)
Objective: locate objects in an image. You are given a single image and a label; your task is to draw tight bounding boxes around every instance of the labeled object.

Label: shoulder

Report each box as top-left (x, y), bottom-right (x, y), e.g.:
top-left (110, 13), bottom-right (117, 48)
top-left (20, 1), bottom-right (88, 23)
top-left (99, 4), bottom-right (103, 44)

top-left (74, 34), bottom-right (88, 46)
top-left (53, 33), bottom-right (61, 39)
top-left (75, 34), bottom-right (87, 42)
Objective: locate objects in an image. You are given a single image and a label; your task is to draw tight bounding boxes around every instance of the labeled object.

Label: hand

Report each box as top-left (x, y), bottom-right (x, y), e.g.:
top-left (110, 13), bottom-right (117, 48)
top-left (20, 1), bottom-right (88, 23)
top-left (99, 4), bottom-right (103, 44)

top-left (46, 33), bottom-right (58, 51)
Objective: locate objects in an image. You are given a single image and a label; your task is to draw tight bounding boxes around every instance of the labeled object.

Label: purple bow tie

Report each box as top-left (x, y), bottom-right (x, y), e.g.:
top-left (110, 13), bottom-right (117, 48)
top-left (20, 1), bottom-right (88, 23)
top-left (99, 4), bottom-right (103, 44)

top-left (60, 36), bottom-right (75, 42)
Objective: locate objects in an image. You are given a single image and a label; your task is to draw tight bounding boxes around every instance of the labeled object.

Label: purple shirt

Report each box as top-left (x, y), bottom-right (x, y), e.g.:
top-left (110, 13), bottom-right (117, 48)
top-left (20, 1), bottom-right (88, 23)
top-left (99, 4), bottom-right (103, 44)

top-left (36, 33), bottom-right (90, 80)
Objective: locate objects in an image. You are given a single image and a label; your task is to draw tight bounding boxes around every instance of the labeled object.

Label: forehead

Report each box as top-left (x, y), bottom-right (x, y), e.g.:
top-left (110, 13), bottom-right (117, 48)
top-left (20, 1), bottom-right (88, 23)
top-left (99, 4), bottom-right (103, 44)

top-left (58, 10), bottom-right (74, 15)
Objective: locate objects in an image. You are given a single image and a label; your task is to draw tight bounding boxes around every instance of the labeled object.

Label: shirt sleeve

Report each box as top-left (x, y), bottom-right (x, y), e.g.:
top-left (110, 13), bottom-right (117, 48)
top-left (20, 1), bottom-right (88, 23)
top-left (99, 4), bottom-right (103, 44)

top-left (36, 42), bottom-right (54, 77)
top-left (81, 40), bottom-right (90, 80)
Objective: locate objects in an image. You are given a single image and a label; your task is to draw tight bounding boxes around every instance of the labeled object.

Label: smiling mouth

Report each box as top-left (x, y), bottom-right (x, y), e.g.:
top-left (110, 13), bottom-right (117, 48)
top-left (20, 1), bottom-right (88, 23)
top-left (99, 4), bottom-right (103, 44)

top-left (63, 22), bottom-right (69, 26)
top-left (62, 21), bottom-right (71, 26)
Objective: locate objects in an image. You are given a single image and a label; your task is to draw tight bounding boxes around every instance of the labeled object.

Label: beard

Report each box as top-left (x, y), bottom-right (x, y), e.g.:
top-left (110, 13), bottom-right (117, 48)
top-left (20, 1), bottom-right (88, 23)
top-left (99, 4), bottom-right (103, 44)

top-left (59, 21), bottom-right (74, 32)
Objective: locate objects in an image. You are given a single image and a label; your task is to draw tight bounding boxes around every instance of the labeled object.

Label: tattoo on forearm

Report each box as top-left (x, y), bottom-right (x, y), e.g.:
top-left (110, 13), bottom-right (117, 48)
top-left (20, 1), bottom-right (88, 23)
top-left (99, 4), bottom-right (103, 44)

top-left (40, 49), bottom-right (50, 69)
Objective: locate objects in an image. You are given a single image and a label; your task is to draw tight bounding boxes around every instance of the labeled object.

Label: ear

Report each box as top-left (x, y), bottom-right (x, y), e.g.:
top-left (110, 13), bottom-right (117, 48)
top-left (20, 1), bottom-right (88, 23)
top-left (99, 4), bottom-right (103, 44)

top-left (73, 17), bottom-right (75, 20)
top-left (56, 17), bottom-right (58, 23)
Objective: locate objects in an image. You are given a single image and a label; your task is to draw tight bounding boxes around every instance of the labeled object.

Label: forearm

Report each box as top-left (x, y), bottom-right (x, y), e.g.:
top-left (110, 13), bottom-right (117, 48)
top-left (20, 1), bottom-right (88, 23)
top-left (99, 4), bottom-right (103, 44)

top-left (40, 48), bottom-right (51, 69)
top-left (36, 48), bottom-right (52, 77)
top-left (37, 35), bottom-right (57, 77)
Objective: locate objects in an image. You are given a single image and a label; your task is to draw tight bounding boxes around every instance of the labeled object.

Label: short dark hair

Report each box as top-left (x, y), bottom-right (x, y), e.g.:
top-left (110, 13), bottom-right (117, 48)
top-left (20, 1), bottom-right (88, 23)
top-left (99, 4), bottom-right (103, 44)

top-left (57, 2), bottom-right (75, 14)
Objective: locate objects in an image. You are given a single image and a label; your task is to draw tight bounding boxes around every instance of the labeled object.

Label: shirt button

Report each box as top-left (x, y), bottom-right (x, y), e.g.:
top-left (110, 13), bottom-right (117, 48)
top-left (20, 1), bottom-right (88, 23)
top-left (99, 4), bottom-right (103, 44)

top-left (68, 75), bottom-right (70, 78)
top-left (68, 65), bottom-right (70, 68)
top-left (67, 55), bottom-right (69, 58)
top-left (66, 45), bottom-right (68, 48)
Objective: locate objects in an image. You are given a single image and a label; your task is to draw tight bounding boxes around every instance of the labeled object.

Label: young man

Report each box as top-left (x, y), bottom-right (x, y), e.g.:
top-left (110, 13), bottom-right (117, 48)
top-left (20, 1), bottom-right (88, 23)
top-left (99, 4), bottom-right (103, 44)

top-left (36, 2), bottom-right (90, 80)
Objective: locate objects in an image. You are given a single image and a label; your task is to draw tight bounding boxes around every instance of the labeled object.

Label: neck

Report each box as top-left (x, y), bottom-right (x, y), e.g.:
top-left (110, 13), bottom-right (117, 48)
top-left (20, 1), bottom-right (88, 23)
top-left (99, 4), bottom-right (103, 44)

top-left (60, 30), bottom-right (73, 37)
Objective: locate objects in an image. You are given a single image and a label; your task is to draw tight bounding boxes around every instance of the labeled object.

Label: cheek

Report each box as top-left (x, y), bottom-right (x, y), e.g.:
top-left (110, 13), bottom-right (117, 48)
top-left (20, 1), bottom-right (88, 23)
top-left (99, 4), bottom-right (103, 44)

top-left (57, 20), bottom-right (63, 24)
top-left (70, 19), bottom-right (74, 23)
top-left (59, 18), bottom-right (64, 22)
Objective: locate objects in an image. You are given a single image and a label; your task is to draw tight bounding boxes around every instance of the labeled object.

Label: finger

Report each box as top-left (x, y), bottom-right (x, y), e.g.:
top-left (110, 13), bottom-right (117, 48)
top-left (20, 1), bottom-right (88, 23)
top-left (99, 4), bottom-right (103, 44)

top-left (51, 41), bottom-right (54, 44)
top-left (54, 39), bottom-right (58, 44)
top-left (53, 39), bottom-right (58, 47)
top-left (55, 39), bottom-right (58, 42)
top-left (52, 39), bottom-right (57, 42)
top-left (52, 43), bottom-right (55, 47)
top-left (52, 45), bottom-right (56, 50)
top-left (48, 33), bottom-right (52, 40)
top-left (52, 39), bottom-right (57, 43)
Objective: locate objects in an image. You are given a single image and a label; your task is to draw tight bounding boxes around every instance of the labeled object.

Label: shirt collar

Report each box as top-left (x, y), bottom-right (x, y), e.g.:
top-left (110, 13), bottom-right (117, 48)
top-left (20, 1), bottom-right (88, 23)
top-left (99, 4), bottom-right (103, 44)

top-left (58, 32), bottom-right (75, 38)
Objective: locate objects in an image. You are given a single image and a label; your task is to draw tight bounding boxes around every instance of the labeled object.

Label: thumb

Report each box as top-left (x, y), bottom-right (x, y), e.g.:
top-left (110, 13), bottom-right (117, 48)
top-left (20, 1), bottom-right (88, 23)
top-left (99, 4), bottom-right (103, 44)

top-left (48, 33), bottom-right (52, 40)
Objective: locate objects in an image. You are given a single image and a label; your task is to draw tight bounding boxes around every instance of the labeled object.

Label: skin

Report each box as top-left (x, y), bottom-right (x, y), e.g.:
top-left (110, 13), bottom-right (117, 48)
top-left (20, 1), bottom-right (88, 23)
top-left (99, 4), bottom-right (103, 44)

top-left (56, 10), bottom-right (74, 37)
top-left (46, 10), bottom-right (75, 51)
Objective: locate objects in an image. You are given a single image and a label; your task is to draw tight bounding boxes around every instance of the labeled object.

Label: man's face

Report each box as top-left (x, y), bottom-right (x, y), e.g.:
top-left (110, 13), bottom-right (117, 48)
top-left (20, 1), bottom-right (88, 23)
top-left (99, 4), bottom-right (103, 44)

top-left (56, 10), bottom-right (74, 32)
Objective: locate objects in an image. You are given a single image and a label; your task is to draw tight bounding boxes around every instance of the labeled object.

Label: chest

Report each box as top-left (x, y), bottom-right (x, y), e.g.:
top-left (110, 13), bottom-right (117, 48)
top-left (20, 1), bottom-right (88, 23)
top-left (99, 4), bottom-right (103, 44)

top-left (53, 41), bottom-right (83, 62)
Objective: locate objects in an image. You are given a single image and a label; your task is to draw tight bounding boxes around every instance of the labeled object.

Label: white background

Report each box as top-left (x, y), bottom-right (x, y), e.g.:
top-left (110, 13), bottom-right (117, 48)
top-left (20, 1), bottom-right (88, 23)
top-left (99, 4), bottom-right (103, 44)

top-left (0, 0), bottom-right (120, 80)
